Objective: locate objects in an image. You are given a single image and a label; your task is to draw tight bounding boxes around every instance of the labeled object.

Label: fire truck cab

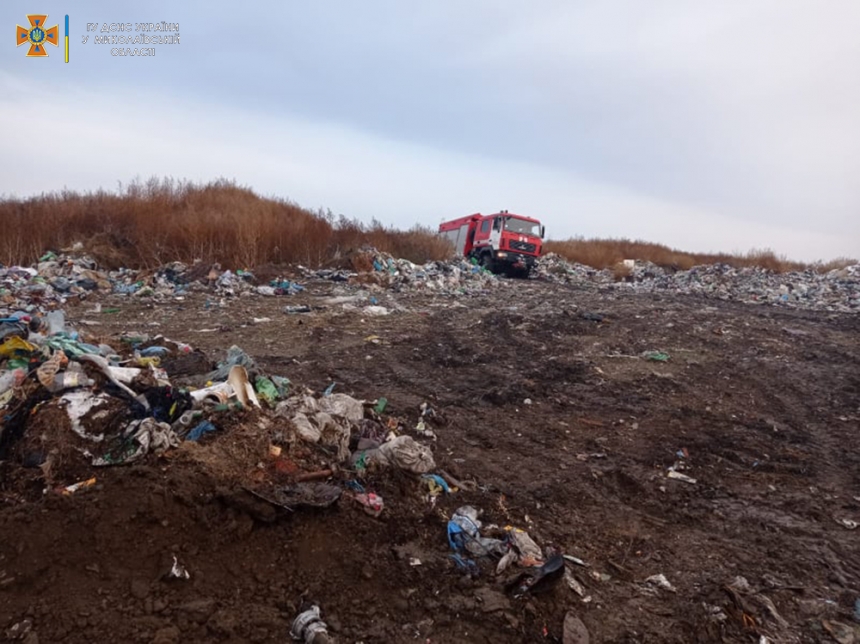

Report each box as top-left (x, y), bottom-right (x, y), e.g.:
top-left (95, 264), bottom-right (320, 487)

top-left (438, 210), bottom-right (545, 276)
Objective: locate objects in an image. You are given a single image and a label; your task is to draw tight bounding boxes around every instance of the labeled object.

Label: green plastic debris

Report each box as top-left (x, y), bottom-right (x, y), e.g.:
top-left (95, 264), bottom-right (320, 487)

top-left (354, 452), bottom-right (368, 471)
top-left (6, 358), bottom-right (29, 371)
top-left (121, 334), bottom-right (149, 346)
top-left (39, 251), bottom-right (57, 262)
top-left (254, 376), bottom-right (279, 406)
top-left (642, 351), bottom-right (670, 362)
top-left (102, 308), bottom-right (121, 314)
top-left (374, 397), bottom-right (388, 414)
top-left (212, 401), bottom-right (244, 412)
top-left (44, 335), bottom-right (101, 358)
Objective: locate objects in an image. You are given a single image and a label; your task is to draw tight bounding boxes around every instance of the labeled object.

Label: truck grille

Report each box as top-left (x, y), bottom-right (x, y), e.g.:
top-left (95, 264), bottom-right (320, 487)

top-left (509, 240), bottom-right (537, 254)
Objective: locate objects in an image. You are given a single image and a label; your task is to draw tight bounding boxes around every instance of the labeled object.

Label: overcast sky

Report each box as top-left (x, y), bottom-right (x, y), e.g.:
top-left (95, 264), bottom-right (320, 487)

top-left (1, 1), bottom-right (858, 261)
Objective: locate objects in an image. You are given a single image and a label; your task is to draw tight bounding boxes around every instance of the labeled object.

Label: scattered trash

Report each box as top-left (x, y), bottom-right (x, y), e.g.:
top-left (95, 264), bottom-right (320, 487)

top-left (642, 350), bottom-right (670, 362)
top-left (449, 554), bottom-right (480, 577)
top-left (363, 435), bottom-right (436, 474)
top-left (421, 473), bottom-right (452, 496)
top-left (448, 506), bottom-right (506, 557)
top-left (644, 573), bottom-right (677, 593)
top-left (251, 482), bottom-right (342, 510)
top-left (206, 345), bottom-right (258, 382)
top-left (508, 553), bottom-right (566, 598)
top-left (139, 346), bottom-right (170, 357)
top-left (504, 527), bottom-right (544, 567)
top-left (254, 376), bottom-right (280, 406)
top-left (227, 365), bottom-right (262, 409)
top-left (185, 421), bottom-right (218, 442)
top-left (581, 311), bottom-right (606, 323)
top-left (351, 491), bottom-right (384, 517)
top-left (667, 470), bottom-right (697, 485)
top-left (564, 569), bottom-right (586, 597)
top-left (374, 397), bottom-right (388, 413)
top-left (61, 477), bottom-right (96, 495)
top-left (290, 605), bottom-right (330, 643)
top-left (725, 575), bottom-right (789, 629)
top-left (536, 254), bottom-right (860, 312)
top-left (836, 518), bottom-right (858, 530)
top-left (167, 556), bottom-right (190, 580)
top-left (563, 554), bottom-right (589, 567)
top-left (92, 418), bottom-right (179, 466)
top-left (362, 305), bottom-right (390, 316)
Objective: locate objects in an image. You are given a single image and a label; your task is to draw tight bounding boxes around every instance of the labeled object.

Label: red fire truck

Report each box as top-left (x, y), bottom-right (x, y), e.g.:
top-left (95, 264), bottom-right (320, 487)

top-left (438, 210), bottom-right (545, 276)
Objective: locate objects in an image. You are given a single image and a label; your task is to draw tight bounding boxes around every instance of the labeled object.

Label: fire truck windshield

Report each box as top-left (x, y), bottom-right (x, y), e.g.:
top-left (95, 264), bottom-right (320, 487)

top-left (504, 217), bottom-right (540, 237)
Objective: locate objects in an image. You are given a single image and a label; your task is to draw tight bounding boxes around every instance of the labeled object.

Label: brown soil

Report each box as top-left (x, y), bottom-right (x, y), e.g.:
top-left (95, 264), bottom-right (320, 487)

top-left (1, 280), bottom-right (859, 643)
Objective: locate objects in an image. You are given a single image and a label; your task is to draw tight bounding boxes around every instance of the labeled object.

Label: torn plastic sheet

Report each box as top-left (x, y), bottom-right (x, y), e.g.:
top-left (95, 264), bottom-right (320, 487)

top-left (317, 393), bottom-right (364, 424)
top-left (60, 390), bottom-right (110, 441)
top-left (506, 528), bottom-right (544, 567)
top-left (206, 345), bottom-right (257, 381)
top-left (447, 505), bottom-right (506, 558)
top-left (77, 353), bottom-right (150, 410)
top-left (277, 393), bottom-right (361, 462)
top-left (365, 435), bottom-right (436, 474)
top-left (248, 482), bottom-right (342, 510)
top-left (107, 366), bottom-right (142, 384)
top-left (92, 418), bottom-right (179, 466)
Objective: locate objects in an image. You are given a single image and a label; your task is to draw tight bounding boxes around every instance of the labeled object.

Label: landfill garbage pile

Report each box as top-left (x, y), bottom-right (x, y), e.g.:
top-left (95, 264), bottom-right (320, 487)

top-left (622, 262), bottom-right (860, 311)
top-left (302, 249), bottom-right (501, 295)
top-left (0, 306), bottom-right (446, 521)
top-left (0, 251), bottom-right (307, 317)
top-left (532, 253), bottom-right (616, 284)
top-left (5, 245), bottom-right (858, 315)
top-left (535, 253), bottom-right (860, 312)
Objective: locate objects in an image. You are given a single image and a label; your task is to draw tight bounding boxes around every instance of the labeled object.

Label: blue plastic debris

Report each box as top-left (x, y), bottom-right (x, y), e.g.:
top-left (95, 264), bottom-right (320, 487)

top-left (449, 554), bottom-right (480, 576)
top-left (269, 279), bottom-right (305, 294)
top-left (421, 474), bottom-right (451, 493)
top-left (345, 480), bottom-right (366, 493)
top-left (112, 282), bottom-right (142, 295)
top-left (186, 421), bottom-right (217, 441)
top-left (140, 346), bottom-right (170, 357)
top-left (323, 382), bottom-right (336, 397)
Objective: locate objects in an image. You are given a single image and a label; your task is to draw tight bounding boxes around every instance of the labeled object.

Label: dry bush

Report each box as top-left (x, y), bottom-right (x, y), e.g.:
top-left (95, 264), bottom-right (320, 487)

top-left (545, 237), bottom-right (852, 274)
top-left (0, 178), bottom-right (453, 269)
top-left (811, 257), bottom-right (857, 273)
top-left (3, 180), bottom-right (852, 273)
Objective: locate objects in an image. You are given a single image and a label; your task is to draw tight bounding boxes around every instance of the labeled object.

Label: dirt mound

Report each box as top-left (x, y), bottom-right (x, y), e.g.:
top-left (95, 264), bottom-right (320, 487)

top-left (2, 283), bottom-right (860, 642)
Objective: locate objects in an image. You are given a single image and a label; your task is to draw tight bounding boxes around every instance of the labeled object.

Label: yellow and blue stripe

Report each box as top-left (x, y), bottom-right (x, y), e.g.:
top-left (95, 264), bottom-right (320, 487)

top-left (64, 15), bottom-right (69, 62)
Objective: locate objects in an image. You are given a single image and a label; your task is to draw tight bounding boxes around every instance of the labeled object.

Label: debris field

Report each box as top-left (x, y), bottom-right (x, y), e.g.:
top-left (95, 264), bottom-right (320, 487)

top-left (0, 251), bottom-right (859, 643)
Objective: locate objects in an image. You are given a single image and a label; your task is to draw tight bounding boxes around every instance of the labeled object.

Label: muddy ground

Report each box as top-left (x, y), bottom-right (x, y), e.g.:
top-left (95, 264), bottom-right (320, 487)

top-left (1, 277), bottom-right (859, 643)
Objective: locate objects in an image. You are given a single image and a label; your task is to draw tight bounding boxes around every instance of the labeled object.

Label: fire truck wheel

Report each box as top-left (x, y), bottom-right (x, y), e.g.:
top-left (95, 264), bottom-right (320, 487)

top-left (480, 253), bottom-right (495, 273)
